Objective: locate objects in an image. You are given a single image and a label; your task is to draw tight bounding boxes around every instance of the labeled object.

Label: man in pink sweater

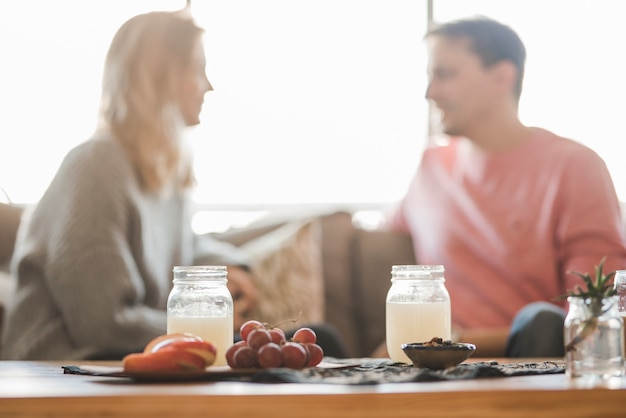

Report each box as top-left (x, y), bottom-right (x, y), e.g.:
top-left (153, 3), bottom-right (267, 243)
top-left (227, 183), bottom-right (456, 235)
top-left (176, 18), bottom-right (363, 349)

top-left (387, 17), bottom-right (626, 357)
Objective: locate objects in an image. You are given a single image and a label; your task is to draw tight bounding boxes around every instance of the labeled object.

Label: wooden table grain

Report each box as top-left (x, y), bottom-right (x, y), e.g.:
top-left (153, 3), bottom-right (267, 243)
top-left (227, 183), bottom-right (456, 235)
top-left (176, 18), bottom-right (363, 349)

top-left (1, 359), bottom-right (625, 418)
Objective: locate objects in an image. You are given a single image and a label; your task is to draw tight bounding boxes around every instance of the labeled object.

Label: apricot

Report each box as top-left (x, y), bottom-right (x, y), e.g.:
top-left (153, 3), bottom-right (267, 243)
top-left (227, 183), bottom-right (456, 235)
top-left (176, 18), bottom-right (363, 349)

top-left (164, 340), bottom-right (217, 367)
top-left (122, 349), bottom-right (205, 373)
top-left (142, 333), bottom-right (217, 368)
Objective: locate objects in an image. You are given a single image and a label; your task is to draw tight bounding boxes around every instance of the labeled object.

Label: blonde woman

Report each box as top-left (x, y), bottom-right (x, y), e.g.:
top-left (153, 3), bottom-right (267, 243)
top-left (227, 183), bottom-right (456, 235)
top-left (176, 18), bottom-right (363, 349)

top-left (1, 10), bottom-right (256, 360)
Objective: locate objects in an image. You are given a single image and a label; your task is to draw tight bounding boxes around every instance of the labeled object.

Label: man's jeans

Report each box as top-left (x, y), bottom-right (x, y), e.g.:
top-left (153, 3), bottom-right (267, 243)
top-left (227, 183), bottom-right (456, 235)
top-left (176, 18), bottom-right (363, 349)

top-left (505, 302), bottom-right (566, 357)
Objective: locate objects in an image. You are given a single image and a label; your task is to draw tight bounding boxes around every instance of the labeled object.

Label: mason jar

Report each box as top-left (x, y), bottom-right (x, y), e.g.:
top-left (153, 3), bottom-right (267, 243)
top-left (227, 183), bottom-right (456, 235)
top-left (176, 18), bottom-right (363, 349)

top-left (564, 295), bottom-right (624, 378)
top-left (385, 265), bottom-right (451, 363)
top-left (167, 265), bottom-right (234, 367)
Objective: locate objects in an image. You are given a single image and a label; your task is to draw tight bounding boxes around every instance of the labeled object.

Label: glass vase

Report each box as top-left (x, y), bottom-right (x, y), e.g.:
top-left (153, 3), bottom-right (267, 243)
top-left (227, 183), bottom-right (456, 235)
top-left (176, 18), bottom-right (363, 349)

top-left (564, 296), bottom-right (624, 378)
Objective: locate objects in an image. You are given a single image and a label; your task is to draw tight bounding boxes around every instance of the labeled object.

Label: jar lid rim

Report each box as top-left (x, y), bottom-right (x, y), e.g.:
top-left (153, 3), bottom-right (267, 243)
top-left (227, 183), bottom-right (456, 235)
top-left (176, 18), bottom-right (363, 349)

top-left (391, 265), bottom-right (444, 271)
top-left (172, 266), bottom-right (228, 281)
top-left (173, 265), bottom-right (227, 272)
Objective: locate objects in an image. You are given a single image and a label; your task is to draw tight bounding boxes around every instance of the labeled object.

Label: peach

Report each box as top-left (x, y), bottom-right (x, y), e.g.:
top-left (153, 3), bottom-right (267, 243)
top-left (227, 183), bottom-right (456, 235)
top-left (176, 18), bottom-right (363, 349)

top-left (122, 349), bottom-right (206, 373)
top-left (164, 340), bottom-right (217, 367)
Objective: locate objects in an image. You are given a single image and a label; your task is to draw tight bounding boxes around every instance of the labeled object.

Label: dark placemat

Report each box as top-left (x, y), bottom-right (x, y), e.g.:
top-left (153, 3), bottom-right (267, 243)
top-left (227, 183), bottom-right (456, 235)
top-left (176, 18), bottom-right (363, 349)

top-left (247, 359), bottom-right (566, 385)
top-left (64, 359), bottom-right (565, 385)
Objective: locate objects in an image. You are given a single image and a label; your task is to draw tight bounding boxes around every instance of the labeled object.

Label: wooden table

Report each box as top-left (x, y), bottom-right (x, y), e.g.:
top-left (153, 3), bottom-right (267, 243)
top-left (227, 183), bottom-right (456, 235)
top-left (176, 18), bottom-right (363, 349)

top-left (1, 359), bottom-right (625, 418)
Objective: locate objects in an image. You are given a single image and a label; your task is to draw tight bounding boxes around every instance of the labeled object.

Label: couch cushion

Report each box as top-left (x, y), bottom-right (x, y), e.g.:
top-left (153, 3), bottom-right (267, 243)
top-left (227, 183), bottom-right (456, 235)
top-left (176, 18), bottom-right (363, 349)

top-left (351, 228), bottom-right (415, 357)
top-left (213, 221), bottom-right (284, 248)
top-left (241, 219), bottom-right (325, 327)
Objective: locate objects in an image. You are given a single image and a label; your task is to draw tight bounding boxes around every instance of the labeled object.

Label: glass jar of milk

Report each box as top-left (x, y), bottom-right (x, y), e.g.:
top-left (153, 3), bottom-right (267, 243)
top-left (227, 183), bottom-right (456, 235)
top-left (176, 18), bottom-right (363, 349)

top-left (385, 265), bottom-right (451, 363)
top-left (167, 266), bottom-right (234, 366)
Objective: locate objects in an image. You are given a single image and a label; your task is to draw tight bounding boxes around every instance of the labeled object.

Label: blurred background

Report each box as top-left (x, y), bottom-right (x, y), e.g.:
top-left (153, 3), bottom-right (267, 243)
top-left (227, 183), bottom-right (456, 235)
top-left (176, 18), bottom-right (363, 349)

top-left (1, 0), bottom-right (624, 232)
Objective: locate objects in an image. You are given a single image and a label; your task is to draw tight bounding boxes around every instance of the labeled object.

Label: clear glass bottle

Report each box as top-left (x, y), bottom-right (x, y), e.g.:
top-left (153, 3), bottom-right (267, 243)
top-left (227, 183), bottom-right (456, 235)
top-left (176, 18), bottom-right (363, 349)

top-left (564, 295), bottom-right (624, 378)
top-left (615, 270), bottom-right (626, 370)
top-left (167, 265), bottom-right (234, 367)
top-left (616, 270), bottom-right (626, 313)
top-left (385, 265), bottom-right (451, 363)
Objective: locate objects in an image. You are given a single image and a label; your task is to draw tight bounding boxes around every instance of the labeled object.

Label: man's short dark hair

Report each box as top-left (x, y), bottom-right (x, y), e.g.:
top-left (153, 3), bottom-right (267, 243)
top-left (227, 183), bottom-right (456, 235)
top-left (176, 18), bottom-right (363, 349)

top-left (426, 16), bottom-right (526, 101)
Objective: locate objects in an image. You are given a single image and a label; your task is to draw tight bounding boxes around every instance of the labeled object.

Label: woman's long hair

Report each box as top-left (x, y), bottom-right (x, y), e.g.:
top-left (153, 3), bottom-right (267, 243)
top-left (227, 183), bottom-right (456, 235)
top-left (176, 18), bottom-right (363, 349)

top-left (98, 10), bottom-right (203, 194)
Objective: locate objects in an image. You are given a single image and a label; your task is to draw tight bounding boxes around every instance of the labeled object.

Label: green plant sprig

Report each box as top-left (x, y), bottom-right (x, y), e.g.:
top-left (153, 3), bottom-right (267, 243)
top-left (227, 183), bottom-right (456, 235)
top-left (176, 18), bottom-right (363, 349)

top-left (556, 256), bottom-right (617, 301)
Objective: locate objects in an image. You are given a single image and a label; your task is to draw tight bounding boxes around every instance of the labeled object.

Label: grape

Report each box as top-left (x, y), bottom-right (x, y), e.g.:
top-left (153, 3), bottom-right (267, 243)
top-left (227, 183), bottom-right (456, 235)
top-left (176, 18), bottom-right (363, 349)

top-left (292, 327), bottom-right (316, 344)
top-left (257, 342), bottom-right (283, 368)
top-left (240, 320), bottom-right (263, 341)
top-left (305, 343), bottom-right (324, 367)
top-left (226, 340), bottom-right (247, 368)
top-left (229, 319), bottom-right (322, 370)
top-left (247, 328), bottom-right (272, 350)
top-left (268, 327), bottom-right (286, 345)
top-left (233, 345), bottom-right (258, 369)
top-left (282, 342), bottom-right (308, 369)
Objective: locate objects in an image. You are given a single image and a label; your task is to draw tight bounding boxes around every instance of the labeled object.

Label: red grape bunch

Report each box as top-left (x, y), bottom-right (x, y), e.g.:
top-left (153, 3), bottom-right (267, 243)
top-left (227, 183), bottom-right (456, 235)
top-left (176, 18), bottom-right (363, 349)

top-left (226, 320), bottom-right (324, 369)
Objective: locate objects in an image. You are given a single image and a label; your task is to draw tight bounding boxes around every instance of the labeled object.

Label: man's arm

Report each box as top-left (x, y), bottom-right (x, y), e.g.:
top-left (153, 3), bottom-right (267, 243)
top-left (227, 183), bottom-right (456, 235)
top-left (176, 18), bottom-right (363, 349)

top-left (557, 148), bottom-right (626, 291)
top-left (455, 327), bottom-right (508, 358)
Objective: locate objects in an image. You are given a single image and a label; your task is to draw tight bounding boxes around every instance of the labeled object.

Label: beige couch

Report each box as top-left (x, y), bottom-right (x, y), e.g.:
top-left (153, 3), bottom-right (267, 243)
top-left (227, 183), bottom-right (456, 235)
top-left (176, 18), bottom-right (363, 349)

top-left (0, 205), bottom-right (416, 359)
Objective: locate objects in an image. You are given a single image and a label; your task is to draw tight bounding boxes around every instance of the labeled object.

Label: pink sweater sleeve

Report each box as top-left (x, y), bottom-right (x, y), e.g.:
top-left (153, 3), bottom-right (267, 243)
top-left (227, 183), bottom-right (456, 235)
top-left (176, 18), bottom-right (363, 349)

top-left (555, 148), bottom-right (626, 290)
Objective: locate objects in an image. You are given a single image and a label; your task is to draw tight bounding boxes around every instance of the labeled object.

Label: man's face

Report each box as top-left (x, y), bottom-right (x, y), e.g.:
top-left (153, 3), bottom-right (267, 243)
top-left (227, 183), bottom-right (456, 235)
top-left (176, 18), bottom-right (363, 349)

top-left (425, 36), bottom-right (500, 137)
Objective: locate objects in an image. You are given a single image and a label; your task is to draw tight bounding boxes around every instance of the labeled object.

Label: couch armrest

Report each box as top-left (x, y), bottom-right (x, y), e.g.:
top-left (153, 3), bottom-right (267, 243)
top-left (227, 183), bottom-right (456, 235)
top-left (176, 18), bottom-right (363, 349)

top-left (318, 212), bottom-right (361, 357)
top-left (351, 228), bottom-right (415, 357)
top-left (0, 203), bottom-right (23, 268)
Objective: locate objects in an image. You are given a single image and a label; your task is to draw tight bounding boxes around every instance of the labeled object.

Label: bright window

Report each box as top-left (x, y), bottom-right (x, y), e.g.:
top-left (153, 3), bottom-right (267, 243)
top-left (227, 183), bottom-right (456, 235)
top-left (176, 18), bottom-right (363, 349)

top-left (188, 1), bottom-right (428, 209)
